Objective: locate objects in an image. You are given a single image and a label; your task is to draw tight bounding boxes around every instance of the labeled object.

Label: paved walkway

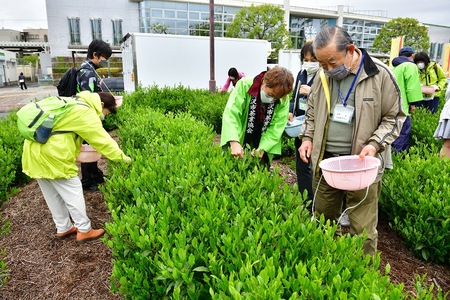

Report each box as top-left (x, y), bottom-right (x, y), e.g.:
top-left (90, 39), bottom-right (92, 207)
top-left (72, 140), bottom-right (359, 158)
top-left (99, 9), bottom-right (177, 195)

top-left (0, 83), bottom-right (58, 113)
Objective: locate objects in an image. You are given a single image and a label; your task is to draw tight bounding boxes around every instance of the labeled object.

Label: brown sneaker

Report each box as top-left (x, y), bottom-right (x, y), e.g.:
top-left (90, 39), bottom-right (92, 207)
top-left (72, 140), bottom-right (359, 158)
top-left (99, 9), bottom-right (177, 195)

top-left (76, 228), bottom-right (105, 244)
top-left (55, 227), bottom-right (78, 240)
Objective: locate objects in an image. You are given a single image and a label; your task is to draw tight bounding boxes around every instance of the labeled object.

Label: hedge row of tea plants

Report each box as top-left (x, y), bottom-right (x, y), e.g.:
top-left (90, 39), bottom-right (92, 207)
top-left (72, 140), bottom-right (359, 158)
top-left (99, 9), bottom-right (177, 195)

top-left (101, 96), bottom-right (441, 298)
top-left (0, 86), bottom-right (447, 297)
top-left (0, 113), bottom-right (29, 204)
top-left (380, 107), bottom-right (450, 264)
top-left (124, 85), bottom-right (229, 133)
top-left (0, 214), bottom-right (10, 287)
top-left (0, 113), bottom-right (24, 288)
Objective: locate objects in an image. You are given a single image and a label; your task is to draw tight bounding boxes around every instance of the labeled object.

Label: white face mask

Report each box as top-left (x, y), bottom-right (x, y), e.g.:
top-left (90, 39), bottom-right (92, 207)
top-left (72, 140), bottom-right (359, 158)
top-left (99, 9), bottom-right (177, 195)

top-left (260, 89), bottom-right (276, 104)
top-left (100, 113), bottom-right (105, 120)
top-left (302, 61), bottom-right (320, 75)
top-left (417, 62), bottom-right (425, 70)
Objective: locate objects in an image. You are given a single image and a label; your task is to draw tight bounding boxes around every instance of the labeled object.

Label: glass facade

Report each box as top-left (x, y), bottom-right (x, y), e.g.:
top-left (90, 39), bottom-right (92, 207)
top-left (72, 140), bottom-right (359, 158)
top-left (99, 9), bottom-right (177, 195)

top-left (91, 18), bottom-right (102, 40)
top-left (68, 17), bottom-right (81, 45)
top-left (430, 42), bottom-right (445, 61)
top-left (289, 16), bottom-right (333, 49)
top-left (137, 0), bottom-right (445, 58)
top-left (342, 19), bottom-right (383, 50)
top-left (112, 19), bottom-right (123, 45)
top-left (139, 0), bottom-right (239, 37)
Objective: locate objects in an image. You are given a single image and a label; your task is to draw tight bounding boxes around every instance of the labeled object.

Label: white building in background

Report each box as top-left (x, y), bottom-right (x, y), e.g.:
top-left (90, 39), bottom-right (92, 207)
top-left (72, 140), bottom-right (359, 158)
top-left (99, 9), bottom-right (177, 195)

top-left (0, 29), bottom-right (22, 42)
top-left (45, 0), bottom-right (450, 63)
top-left (0, 49), bottom-right (17, 87)
top-left (45, 0), bottom-right (139, 57)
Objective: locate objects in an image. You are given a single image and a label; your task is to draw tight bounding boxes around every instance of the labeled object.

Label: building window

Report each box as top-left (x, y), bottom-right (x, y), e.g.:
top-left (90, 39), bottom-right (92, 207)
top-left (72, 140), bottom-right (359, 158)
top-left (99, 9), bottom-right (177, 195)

top-left (112, 19), bottom-right (123, 45)
top-left (68, 17), bottom-right (81, 45)
top-left (91, 18), bottom-right (102, 40)
top-left (289, 16), bottom-right (329, 49)
top-left (138, 0), bottom-right (239, 37)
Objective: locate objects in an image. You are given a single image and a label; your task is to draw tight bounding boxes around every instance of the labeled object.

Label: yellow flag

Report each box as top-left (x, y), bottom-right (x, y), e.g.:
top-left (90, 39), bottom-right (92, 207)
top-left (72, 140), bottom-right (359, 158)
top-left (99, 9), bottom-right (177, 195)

top-left (389, 36), bottom-right (404, 67)
top-left (442, 44), bottom-right (450, 77)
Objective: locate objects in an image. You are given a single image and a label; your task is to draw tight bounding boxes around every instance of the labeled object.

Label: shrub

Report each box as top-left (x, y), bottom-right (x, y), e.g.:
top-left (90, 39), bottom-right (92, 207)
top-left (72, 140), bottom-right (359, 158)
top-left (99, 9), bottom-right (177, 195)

top-left (103, 107), bottom-right (438, 299)
top-left (0, 113), bottom-right (29, 203)
top-left (124, 85), bottom-right (229, 133)
top-left (381, 144), bottom-right (450, 264)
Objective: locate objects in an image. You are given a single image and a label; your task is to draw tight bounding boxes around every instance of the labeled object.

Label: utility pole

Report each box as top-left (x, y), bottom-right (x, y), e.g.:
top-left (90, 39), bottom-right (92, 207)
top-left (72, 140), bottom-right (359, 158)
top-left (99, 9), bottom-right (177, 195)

top-left (209, 0), bottom-right (216, 93)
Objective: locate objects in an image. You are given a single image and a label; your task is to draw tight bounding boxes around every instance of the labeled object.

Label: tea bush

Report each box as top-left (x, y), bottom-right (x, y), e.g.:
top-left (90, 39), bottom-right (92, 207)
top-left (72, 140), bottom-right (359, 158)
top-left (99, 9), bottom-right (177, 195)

top-left (381, 144), bottom-right (450, 264)
top-left (410, 107), bottom-right (441, 149)
top-left (103, 105), bottom-right (441, 299)
top-left (379, 101), bottom-right (450, 265)
top-left (0, 86), bottom-right (446, 298)
top-left (125, 85), bottom-right (229, 133)
top-left (0, 113), bottom-right (29, 203)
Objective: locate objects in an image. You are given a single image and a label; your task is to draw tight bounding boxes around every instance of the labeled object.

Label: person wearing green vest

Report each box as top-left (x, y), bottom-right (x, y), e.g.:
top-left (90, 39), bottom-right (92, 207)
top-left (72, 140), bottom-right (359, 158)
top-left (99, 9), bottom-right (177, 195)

top-left (391, 46), bottom-right (423, 152)
top-left (220, 66), bottom-right (294, 166)
top-left (22, 91), bottom-right (131, 243)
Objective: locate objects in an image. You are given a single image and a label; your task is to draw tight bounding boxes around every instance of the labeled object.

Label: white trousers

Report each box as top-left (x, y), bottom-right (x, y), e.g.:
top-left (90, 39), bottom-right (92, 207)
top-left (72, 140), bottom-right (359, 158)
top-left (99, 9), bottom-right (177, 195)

top-left (37, 177), bottom-right (91, 233)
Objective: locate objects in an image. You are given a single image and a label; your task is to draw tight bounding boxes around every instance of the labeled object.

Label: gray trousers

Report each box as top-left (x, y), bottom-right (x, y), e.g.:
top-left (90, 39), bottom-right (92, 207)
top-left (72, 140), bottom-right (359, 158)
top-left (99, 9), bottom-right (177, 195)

top-left (313, 177), bottom-right (381, 256)
top-left (37, 177), bottom-right (91, 233)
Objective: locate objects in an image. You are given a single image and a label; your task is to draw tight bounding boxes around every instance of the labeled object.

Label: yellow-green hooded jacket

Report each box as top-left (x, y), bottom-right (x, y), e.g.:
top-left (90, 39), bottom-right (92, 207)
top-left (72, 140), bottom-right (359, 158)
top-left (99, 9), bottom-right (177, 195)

top-left (22, 91), bottom-right (129, 179)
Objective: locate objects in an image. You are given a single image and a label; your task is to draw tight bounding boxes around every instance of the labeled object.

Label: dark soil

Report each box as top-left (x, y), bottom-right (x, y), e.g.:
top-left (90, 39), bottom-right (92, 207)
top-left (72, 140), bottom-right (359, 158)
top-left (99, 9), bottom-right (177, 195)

top-left (0, 158), bottom-right (448, 299)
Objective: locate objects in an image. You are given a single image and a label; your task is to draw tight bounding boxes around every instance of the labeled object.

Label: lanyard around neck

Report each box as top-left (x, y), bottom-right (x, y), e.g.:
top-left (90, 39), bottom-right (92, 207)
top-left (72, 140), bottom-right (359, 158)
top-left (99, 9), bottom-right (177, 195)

top-left (336, 54), bottom-right (365, 107)
top-left (319, 70), bottom-right (331, 116)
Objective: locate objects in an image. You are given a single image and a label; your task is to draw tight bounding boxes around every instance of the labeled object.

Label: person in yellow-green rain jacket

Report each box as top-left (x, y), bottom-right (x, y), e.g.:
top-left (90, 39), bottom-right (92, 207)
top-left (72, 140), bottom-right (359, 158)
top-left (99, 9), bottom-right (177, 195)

top-left (21, 91), bottom-right (131, 243)
top-left (220, 66), bottom-right (294, 166)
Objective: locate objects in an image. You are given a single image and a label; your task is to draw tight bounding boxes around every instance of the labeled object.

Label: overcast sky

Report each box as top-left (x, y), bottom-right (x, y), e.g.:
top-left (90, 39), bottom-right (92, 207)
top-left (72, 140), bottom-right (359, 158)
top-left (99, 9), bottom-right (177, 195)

top-left (0, 0), bottom-right (449, 31)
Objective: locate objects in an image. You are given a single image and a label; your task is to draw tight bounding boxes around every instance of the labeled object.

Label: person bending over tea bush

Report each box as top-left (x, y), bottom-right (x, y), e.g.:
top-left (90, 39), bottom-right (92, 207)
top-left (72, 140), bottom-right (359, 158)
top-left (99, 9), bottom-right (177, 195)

top-left (21, 92), bottom-right (132, 243)
top-left (220, 66), bottom-right (294, 166)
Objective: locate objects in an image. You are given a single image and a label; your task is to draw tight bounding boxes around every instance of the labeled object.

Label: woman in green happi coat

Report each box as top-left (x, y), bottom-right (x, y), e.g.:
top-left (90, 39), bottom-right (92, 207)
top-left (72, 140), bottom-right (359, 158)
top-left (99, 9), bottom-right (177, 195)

top-left (220, 66), bottom-right (294, 165)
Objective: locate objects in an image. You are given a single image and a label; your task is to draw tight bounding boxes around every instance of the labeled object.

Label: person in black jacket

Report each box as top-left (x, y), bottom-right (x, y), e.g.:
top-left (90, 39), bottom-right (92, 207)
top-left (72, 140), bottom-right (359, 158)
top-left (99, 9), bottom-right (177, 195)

top-left (289, 41), bottom-right (319, 201)
top-left (76, 39), bottom-right (113, 191)
top-left (18, 72), bottom-right (27, 90)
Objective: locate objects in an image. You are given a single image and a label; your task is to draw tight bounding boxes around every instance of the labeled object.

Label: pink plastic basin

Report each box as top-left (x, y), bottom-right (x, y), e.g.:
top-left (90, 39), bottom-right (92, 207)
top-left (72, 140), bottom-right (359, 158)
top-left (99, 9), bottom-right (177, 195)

top-left (319, 155), bottom-right (381, 191)
top-left (421, 86), bottom-right (436, 95)
top-left (114, 96), bottom-right (123, 107)
top-left (76, 144), bottom-right (101, 163)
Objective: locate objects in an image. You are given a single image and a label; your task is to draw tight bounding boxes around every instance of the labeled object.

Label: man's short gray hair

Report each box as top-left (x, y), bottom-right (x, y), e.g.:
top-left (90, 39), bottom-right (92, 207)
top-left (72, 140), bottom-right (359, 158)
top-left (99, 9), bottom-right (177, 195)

top-left (313, 26), bottom-right (353, 52)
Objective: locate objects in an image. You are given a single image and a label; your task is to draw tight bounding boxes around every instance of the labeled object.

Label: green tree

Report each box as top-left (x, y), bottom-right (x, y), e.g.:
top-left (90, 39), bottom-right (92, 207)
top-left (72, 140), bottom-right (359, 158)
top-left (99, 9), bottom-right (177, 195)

top-left (17, 54), bottom-right (40, 66)
top-left (23, 55), bottom-right (39, 66)
top-left (189, 22), bottom-right (209, 37)
top-left (372, 18), bottom-right (430, 54)
top-left (226, 4), bottom-right (292, 59)
top-left (149, 23), bottom-right (169, 34)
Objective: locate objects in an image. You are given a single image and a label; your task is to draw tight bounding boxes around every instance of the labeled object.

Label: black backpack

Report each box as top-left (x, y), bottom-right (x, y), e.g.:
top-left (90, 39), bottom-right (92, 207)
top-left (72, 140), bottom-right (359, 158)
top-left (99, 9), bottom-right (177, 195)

top-left (56, 67), bottom-right (80, 97)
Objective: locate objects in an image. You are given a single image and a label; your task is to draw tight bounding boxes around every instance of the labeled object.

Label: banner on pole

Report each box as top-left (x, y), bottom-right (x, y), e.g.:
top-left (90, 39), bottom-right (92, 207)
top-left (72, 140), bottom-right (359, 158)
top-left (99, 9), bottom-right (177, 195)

top-left (389, 36), bottom-right (404, 67)
top-left (442, 43), bottom-right (450, 77)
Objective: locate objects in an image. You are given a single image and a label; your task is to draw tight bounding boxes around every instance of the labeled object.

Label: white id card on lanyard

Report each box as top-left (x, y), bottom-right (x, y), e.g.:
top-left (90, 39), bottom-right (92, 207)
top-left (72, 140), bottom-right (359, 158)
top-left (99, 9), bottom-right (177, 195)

top-left (298, 98), bottom-right (307, 111)
top-left (332, 104), bottom-right (354, 124)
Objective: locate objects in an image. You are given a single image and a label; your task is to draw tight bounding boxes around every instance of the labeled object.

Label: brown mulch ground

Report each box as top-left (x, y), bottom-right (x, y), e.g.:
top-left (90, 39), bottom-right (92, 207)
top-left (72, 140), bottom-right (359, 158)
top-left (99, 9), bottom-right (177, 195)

top-left (0, 158), bottom-right (448, 299)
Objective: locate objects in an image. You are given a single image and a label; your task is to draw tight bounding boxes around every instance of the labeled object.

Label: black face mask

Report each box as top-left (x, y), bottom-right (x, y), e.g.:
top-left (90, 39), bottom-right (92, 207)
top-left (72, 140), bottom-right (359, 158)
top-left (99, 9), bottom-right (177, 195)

top-left (324, 51), bottom-right (353, 81)
top-left (99, 60), bottom-right (108, 68)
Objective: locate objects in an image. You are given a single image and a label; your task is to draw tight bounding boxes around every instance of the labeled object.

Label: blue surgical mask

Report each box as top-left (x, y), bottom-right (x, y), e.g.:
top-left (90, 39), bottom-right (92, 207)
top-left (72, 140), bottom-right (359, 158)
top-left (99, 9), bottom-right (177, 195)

top-left (324, 52), bottom-right (352, 81)
top-left (260, 89), bottom-right (276, 104)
